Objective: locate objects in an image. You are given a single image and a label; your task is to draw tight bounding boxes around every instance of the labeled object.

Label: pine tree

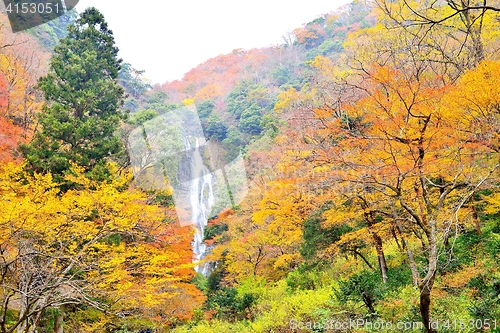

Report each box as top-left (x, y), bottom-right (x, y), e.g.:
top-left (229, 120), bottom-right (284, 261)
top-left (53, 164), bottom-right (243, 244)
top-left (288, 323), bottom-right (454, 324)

top-left (20, 7), bottom-right (125, 185)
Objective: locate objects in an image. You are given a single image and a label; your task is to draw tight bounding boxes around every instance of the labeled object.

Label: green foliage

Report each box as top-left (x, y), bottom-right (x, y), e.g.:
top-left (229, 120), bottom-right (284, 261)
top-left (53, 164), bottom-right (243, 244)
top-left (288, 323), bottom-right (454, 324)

top-left (173, 320), bottom-right (252, 333)
top-left (146, 91), bottom-right (168, 104)
top-left (305, 39), bottom-right (344, 59)
top-left (118, 63), bottom-right (151, 99)
top-left (192, 273), bottom-right (208, 293)
top-left (203, 253), bottom-right (255, 321)
top-left (149, 189), bottom-right (175, 208)
top-left (238, 104), bottom-right (262, 135)
top-left (251, 281), bottom-right (340, 333)
top-left (221, 126), bottom-right (245, 160)
top-left (205, 287), bottom-right (255, 320)
top-left (286, 264), bottom-right (323, 291)
top-left (485, 231), bottom-right (500, 258)
top-left (123, 97), bottom-right (139, 112)
top-left (301, 202), bottom-right (352, 262)
top-left (468, 275), bottom-right (500, 320)
top-left (336, 270), bottom-right (383, 313)
top-left (385, 265), bottom-right (412, 291)
top-left (206, 115), bottom-right (228, 141)
top-left (197, 100), bottom-right (215, 118)
top-left (376, 284), bottom-right (421, 327)
top-left (20, 8), bottom-right (125, 187)
top-left (28, 10), bottom-right (78, 50)
top-left (204, 223), bottom-right (229, 241)
top-left (259, 113), bottom-right (279, 138)
top-left (142, 90), bottom-right (179, 114)
top-left (271, 66), bottom-right (295, 87)
top-left (438, 230), bottom-right (482, 274)
top-left (226, 80), bottom-right (271, 119)
top-left (128, 109), bottom-right (159, 125)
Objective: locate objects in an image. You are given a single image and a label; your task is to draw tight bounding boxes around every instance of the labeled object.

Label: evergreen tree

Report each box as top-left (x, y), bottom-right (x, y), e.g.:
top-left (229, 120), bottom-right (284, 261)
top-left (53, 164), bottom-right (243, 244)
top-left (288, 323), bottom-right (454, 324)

top-left (20, 8), bottom-right (125, 185)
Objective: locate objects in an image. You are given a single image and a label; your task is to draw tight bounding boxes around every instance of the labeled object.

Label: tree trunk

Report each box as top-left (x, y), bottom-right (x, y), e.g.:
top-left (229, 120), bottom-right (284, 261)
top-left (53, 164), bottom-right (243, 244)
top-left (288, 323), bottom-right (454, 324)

top-left (373, 233), bottom-right (388, 283)
top-left (364, 210), bottom-right (388, 283)
top-left (471, 195), bottom-right (482, 235)
top-left (419, 273), bottom-right (436, 333)
top-left (362, 292), bottom-right (376, 314)
top-left (419, 218), bottom-right (438, 333)
top-left (54, 313), bottom-right (64, 333)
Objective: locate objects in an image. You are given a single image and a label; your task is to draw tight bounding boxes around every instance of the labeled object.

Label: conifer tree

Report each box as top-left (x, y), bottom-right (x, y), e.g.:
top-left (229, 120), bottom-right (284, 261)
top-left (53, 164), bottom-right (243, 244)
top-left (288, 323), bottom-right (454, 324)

top-left (20, 7), bottom-right (125, 184)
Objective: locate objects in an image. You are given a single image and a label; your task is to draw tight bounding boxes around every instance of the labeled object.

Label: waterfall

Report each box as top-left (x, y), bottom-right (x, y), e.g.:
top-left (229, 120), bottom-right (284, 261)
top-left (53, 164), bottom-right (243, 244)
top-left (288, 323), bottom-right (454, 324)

top-left (185, 137), bottom-right (215, 275)
top-left (128, 106), bottom-right (248, 277)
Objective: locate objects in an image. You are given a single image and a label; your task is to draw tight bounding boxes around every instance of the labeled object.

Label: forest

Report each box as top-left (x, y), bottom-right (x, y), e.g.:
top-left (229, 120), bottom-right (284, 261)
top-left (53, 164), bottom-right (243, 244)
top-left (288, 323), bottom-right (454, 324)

top-left (1, 0), bottom-right (500, 332)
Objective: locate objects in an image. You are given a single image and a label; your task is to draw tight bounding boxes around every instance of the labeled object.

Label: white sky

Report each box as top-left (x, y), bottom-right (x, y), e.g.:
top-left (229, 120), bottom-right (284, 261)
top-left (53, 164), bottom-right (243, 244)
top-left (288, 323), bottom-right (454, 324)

top-left (74, 1), bottom-right (352, 84)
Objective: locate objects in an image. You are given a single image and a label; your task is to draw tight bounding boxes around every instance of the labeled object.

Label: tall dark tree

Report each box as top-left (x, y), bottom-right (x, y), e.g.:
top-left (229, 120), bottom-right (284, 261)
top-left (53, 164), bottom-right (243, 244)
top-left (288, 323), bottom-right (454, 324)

top-left (20, 7), bottom-right (125, 184)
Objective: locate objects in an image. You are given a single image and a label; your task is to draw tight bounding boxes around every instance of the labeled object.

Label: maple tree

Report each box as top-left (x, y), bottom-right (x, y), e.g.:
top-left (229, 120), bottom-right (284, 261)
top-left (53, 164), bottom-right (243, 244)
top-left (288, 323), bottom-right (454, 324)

top-left (282, 50), bottom-right (500, 333)
top-left (2, 1), bottom-right (500, 331)
top-left (0, 116), bottom-right (23, 163)
top-left (267, 0), bottom-right (500, 329)
top-left (375, 0), bottom-right (500, 73)
top-left (0, 13), bottom-right (47, 130)
top-left (0, 162), bottom-right (204, 332)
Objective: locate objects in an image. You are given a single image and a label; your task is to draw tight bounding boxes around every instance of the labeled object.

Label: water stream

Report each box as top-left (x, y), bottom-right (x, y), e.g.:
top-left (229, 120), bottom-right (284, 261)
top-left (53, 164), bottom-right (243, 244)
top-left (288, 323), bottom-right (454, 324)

top-left (185, 137), bottom-right (215, 275)
top-left (128, 106), bottom-right (247, 277)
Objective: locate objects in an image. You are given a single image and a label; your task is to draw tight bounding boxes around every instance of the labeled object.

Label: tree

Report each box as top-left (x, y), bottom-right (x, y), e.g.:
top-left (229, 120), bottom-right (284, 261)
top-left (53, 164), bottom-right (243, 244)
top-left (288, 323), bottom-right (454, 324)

top-left (118, 62), bottom-right (151, 99)
top-left (0, 14), bottom-right (48, 130)
top-left (0, 163), bottom-right (204, 332)
top-left (0, 116), bottom-right (24, 163)
top-left (196, 99), bottom-right (215, 118)
top-left (226, 80), bottom-right (271, 120)
top-left (375, 0), bottom-right (500, 73)
top-left (238, 104), bottom-right (263, 135)
top-left (206, 115), bottom-right (228, 141)
top-left (290, 60), bottom-right (500, 332)
top-left (19, 8), bottom-right (125, 185)
top-left (273, 5), bottom-right (500, 325)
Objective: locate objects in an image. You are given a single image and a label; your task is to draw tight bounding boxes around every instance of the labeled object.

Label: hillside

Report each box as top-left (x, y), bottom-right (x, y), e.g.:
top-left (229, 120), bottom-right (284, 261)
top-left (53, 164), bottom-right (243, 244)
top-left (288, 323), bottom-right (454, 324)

top-left (1, 1), bottom-right (500, 332)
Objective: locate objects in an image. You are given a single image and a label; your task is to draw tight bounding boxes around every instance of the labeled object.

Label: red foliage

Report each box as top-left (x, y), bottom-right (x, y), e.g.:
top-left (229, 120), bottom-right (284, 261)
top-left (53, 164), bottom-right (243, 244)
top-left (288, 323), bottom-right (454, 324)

top-left (161, 48), bottom-right (279, 104)
top-left (0, 116), bottom-right (24, 163)
top-left (0, 73), bottom-right (8, 111)
top-left (207, 208), bottom-right (235, 226)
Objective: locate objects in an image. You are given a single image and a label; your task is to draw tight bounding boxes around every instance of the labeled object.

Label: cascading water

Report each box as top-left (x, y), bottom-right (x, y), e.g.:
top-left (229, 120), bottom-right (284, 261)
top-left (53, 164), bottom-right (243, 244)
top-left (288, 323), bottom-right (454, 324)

top-left (185, 137), bottom-right (215, 275)
top-left (128, 106), bottom-right (248, 278)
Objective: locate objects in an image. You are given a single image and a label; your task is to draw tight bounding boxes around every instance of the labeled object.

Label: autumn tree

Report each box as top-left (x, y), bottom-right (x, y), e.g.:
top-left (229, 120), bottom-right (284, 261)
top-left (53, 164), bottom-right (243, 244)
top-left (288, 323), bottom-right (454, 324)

top-left (0, 116), bottom-right (23, 163)
top-left (19, 8), bottom-right (125, 185)
top-left (375, 0), bottom-right (500, 74)
top-left (287, 59), bottom-right (500, 333)
top-left (272, 0), bottom-right (500, 326)
top-left (0, 163), bottom-right (204, 332)
top-left (0, 13), bottom-right (48, 130)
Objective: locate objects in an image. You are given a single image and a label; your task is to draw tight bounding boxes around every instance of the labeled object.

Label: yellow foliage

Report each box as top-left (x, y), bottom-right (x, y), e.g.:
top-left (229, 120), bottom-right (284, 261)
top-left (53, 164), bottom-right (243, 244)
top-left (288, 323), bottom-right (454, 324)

top-left (194, 84), bottom-right (222, 101)
top-left (274, 88), bottom-right (300, 113)
top-left (0, 17), bottom-right (48, 123)
top-left (440, 262), bottom-right (485, 289)
top-left (0, 162), bottom-right (204, 328)
top-left (182, 98), bottom-right (195, 106)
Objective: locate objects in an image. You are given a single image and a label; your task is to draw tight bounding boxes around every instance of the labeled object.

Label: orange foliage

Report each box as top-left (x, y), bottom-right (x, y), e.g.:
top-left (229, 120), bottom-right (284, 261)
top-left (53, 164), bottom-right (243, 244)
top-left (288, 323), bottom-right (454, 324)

top-left (194, 83), bottom-right (222, 101)
top-left (161, 48), bottom-right (279, 104)
top-left (0, 73), bottom-right (7, 110)
top-left (0, 116), bottom-right (24, 163)
top-left (208, 208), bottom-right (234, 226)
